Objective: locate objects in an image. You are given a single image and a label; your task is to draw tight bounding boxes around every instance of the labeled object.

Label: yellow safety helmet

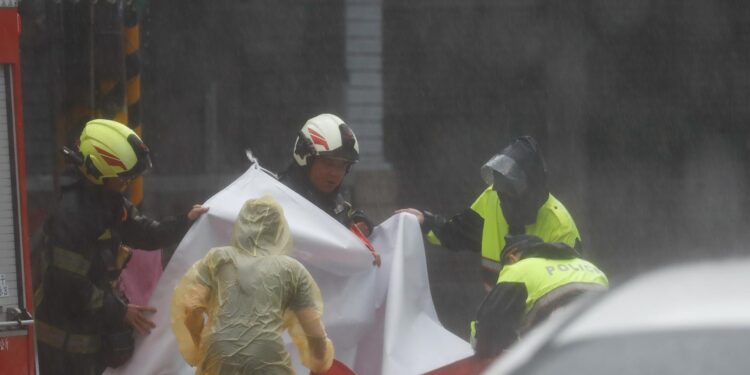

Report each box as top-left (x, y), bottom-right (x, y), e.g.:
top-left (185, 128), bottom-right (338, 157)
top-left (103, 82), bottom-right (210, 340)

top-left (75, 119), bottom-right (152, 185)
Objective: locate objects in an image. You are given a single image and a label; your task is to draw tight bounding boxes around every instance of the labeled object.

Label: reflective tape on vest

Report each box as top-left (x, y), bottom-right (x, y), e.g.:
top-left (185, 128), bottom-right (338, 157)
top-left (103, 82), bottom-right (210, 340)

top-left (52, 247), bottom-right (91, 276)
top-left (89, 286), bottom-right (104, 310)
top-left (524, 282), bottom-right (608, 326)
top-left (36, 321), bottom-right (100, 354)
top-left (33, 287), bottom-right (44, 308)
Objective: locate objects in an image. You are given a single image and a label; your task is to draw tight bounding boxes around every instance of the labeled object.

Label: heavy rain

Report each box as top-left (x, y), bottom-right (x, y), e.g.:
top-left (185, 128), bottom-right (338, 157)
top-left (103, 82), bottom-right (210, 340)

top-left (6, 0), bottom-right (750, 374)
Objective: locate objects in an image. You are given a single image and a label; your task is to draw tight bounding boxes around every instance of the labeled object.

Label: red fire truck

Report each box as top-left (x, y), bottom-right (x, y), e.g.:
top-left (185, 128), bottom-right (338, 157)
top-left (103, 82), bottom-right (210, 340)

top-left (0, 1), bottom-right (37, 374)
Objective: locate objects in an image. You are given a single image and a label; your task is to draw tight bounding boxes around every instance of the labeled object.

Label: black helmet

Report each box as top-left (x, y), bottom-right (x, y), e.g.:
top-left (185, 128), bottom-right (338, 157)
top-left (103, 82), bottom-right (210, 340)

top-left (480, 136), bottom-right (547, 197)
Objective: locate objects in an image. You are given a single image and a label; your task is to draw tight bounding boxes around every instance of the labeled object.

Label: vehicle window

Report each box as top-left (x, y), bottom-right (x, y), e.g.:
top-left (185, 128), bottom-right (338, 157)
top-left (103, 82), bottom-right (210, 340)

top-left (513, 329), bottom-right (750, 375)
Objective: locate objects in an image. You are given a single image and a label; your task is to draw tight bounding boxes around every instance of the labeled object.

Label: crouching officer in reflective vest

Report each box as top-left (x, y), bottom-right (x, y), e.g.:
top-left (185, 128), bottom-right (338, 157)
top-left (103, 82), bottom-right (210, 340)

top-left (471, 235), bottom-right (608, 358)
top-left (33, 119), bottom-right (208, 375)
top-left (398, 136), bottom-right (582, 290)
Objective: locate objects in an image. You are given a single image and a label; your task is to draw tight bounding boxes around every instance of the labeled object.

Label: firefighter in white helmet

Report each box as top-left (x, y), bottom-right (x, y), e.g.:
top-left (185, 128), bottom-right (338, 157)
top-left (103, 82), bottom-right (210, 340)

top-left (279, 114), bottom-right (380, 265)
top-left (33, 119), bottom-right (208, 375)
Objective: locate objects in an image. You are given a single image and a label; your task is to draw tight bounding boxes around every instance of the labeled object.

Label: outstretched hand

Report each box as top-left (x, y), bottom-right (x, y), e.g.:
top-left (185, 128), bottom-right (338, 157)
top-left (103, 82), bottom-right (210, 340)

top-left (395, 208), bottom-right (424, 225)
top-left (371, 250), bottom-right (382, 267)
top-left (187, 205), bottom-right (209, 221)
top-left (354, 221), bottom-right (371, 237)
top-left (124, 304), bottom-right (157, 335)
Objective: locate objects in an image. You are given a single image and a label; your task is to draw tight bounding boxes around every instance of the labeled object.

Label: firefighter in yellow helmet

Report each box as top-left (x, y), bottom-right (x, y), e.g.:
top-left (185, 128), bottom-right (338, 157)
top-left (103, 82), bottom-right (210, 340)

top-left (471, 235), bottom-right (608, 358)
top-left (33, 119), bottom-right (208, 375)
top-left (397, 136), bottom-right (582, 290)
top-left (172, 196), bottom-right (334, 375)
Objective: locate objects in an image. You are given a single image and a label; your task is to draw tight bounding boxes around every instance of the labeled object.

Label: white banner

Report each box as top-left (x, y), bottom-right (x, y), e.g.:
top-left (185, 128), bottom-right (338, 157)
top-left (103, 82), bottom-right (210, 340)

top-left (106, 165), bottom-right (472, 375)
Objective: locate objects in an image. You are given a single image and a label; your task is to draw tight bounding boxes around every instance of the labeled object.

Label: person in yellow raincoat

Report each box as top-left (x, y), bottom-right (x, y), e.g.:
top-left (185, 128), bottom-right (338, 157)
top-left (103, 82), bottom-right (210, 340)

top-left (171, 196), bottom-right (334, 375)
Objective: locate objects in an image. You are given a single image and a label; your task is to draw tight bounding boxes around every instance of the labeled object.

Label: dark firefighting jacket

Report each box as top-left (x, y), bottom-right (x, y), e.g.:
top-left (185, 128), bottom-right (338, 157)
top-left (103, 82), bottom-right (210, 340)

top-left (34, 175), bottom-right (190, 355)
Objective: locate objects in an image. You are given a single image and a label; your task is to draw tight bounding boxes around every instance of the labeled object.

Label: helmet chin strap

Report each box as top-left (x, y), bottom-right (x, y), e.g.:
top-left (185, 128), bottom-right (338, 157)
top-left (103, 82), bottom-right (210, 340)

top-left (62, 146), bottom-right (84, 166)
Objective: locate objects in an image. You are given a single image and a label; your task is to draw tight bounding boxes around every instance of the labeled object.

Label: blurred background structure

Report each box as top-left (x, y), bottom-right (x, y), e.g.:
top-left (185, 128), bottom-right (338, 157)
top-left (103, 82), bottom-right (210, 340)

top-left (18, 0), bottom-right (750, 338)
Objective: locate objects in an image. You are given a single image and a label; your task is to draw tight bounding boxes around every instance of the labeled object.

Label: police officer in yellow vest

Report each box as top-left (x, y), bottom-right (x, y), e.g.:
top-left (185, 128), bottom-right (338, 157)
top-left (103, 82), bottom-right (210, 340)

top-left (471, 235), bottom-right (608, 358)
top-left (398, 136), bottom-right (581, 289)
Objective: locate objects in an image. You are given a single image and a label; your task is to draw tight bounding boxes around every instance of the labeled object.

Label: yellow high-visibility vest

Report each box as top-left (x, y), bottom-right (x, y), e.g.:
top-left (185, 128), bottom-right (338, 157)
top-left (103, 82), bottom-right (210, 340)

top-left (428, 187), bottom-right (581, 274)
top-left (499, 257), bottom-right (608, 314)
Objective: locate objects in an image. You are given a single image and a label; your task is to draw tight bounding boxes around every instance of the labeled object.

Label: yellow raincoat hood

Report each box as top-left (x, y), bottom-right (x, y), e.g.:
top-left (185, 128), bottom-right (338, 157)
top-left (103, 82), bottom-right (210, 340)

top-left (230, 195), bottom-right (292, 257)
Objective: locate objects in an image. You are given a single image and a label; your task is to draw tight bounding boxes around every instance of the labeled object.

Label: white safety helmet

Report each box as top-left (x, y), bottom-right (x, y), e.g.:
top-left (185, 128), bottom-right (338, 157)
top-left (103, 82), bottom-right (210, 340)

top-left (293, 113), bottom-right (360, 166)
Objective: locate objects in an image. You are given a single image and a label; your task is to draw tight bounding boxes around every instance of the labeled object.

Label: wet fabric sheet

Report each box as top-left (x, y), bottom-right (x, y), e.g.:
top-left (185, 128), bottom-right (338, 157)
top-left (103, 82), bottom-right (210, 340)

top-left (105, 165), bottom-right (472, 375)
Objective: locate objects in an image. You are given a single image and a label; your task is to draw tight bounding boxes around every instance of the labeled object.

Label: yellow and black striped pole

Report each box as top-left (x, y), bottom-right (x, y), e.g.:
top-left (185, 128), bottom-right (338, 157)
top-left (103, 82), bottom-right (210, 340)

top-left (93, 0), bottom-right (126, 124)
top-left (124, 0), bottom-right (144, 205)
top-left (89, 0), bottom-right (146, 205)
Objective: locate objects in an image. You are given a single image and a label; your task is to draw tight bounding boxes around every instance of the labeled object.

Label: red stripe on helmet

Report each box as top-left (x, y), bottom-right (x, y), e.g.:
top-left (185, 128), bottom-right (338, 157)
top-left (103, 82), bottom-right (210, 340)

top-left (307, 128), bottom-right (329, 150)
top-left (94, 146), bottom-right (118, 159)
top-left (94, 146), bottom-right (127, 169)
